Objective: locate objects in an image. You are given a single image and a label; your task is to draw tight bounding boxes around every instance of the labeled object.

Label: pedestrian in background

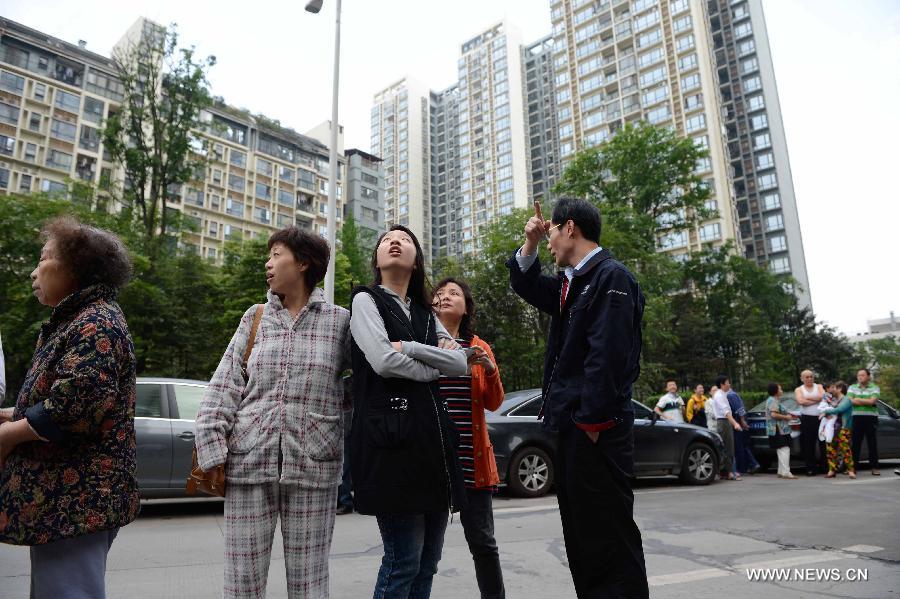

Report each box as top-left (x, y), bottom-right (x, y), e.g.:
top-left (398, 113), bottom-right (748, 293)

top-left (195, 226), bottom-right (351, 598)
top-left (728, 384), bottom-right (760, 475)
top-left (704, 386), bottom-right (718, 431)
top-left (654, 380), bottom-right (685, 423)
top-left (823, 381), bottom-right (855, 479)
top-left (765, 383), bottom-right (796, 479)
top-left (349, 225), bottom-right (469, 599)
top-left (433, 277), bottom-right (506, 599)
top-left (795, 370), bottom-right (826, 476)
top-left (712, 376), bottom-right (743, 480)
top-left (0, 217), bottom-right (138, 599)
top-left (849, 368), bottom-right (881, 475)
top-left (686, 384), bottom-right (708, 427)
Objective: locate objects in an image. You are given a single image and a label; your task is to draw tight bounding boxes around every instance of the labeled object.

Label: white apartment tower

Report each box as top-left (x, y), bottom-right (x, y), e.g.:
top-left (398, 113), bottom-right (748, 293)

top-left (550, 0), bottom-right (740, 257)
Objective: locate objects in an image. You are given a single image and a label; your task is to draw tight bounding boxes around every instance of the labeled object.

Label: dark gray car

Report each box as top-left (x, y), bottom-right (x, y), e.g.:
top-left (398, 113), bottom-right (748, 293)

top-left (135, 378), bottom-right (208, 498)
top-left (486, 389), bottom-right (726, 497)
top-left (746, 397), bottom-right (900, 470)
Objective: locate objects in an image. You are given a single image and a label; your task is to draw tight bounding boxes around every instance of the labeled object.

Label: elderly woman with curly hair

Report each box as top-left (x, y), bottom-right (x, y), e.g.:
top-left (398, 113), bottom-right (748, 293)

top-left (0, 217), bottom-right (138, 599)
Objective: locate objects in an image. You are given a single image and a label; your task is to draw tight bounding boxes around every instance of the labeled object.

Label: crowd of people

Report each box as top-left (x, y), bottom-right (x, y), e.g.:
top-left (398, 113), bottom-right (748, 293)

top-left (653, 368), bottom-right (885, 481)
top-left (0, 198), bottom-right (651, 598)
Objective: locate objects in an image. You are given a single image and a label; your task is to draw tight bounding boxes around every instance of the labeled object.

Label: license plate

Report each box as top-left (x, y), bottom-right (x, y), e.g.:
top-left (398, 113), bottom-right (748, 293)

top-left (750, 421), bottom-right (766, 430)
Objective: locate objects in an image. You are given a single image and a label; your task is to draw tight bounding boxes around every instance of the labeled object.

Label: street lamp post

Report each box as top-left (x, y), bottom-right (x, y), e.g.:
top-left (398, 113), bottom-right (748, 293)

top-left (306, 0), bottom-right (341, 304)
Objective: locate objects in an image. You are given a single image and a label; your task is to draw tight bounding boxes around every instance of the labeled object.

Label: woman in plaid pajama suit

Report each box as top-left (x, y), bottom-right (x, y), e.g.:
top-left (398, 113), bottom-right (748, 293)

top-left (196, 227), bottom-right (351, 599)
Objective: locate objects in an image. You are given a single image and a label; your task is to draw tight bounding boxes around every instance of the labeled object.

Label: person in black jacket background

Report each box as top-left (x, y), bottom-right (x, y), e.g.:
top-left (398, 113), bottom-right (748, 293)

top-left (507, 198), bottom-right (649, 598)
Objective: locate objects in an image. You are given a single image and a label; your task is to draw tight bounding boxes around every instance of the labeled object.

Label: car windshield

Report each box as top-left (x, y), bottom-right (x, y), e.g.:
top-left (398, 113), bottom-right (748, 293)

top-left (750, 397), bottom-right (798, 413)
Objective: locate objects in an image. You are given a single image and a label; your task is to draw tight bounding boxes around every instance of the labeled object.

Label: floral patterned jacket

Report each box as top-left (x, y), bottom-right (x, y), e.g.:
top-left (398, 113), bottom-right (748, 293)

top-left (0, 284), bottom-right (140, 546)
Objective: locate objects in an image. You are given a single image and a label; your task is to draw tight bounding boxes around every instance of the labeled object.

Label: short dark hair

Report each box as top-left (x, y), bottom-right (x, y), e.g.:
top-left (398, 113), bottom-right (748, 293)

top-left (551, 197), bottom-right (601, 244)
top-left (834, 380), bottom-right (849, 395)
top-left (766, 382), bottom-right (780, 396)
top-left (43, 217), bottom-right (132, 290)
top-left (371, 225), bottom-right (431, 308)
top-left (858, 368), bottom-right (871, 376)
top-left (715, 375), bottom-right (730, 388)
top-left (665, 379), bottom-right (678, 386)
top-left (433, 277), bottom-right (476, 341)
top-left (268, 226), bottom-right (330, 289)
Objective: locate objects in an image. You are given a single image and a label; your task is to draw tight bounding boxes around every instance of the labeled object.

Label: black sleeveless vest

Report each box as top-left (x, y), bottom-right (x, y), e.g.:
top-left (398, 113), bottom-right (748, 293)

top-left (349, 286), bottom-right (466, 515)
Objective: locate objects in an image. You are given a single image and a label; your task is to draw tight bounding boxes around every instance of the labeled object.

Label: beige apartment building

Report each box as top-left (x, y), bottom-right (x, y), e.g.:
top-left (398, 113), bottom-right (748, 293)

top-left (0, 17), bottom-right (349, 264)
top-left (549, 0), bottom-right (739, 258)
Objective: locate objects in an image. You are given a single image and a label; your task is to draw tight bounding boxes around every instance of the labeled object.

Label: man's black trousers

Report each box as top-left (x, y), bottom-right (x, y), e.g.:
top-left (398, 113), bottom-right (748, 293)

top-left (555, 421), bottom-right (649, 598)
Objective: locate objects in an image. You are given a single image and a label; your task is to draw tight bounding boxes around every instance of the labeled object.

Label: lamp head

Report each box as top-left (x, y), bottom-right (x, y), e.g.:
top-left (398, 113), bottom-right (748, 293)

top-left (305, 0), bottom-right (323, 13)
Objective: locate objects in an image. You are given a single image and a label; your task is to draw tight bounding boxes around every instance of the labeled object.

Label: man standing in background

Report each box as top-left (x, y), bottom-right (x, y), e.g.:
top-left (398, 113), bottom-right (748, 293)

top-left (849, 368), bottom-right (881, 475)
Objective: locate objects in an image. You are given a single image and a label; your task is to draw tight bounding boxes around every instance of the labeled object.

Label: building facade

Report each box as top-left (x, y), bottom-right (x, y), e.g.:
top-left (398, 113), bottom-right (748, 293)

top-left (549, 0), bottom-right (740, 258)
top-left (429, 85), bottom-right (462, 262)
top-left (522, 35), bottom-right (561, 204)
top-left (343, 148), bottom-right (385, 240)
top-left (707, 0), bottom-right (811, 308)
top-left (0, 17), bottom-right (351, 264)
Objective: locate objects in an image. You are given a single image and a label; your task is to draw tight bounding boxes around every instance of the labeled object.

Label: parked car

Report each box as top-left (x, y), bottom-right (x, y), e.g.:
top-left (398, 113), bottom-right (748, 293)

top-left (135, 377), bottom-right (208, 498)
top-left (485, 389), bottom-right (725, 497)
top-left (746, 397), bottom-right (900, 470)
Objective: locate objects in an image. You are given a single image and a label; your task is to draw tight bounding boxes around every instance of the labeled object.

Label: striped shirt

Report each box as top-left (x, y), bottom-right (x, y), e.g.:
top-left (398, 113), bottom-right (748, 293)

top-left (438, 339), bottom-right (491, 489)
top-left (848, 383), bottom-right (880, 417)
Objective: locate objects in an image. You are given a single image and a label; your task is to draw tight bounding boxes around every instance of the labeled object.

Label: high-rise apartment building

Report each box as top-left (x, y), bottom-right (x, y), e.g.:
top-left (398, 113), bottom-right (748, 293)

top-left (522, 35), bottom-right (561, 204)
top-left (707, 0), bottom-right (810, 308)
top-left (343, 148), bottom-right (385, 240)
top-left (549, 0), bottom-right (739, 258)
top-left (370, 78), bottom-right (432, 259)
top-left (0, 17), bottom-right (355, 264)
top-left (429, 85), bottom-right (462, 261)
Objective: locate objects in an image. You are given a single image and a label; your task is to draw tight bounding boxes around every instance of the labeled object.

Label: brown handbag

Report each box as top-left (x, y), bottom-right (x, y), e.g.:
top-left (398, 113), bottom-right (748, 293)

top-left (186, 304), bottom-right (265, 498)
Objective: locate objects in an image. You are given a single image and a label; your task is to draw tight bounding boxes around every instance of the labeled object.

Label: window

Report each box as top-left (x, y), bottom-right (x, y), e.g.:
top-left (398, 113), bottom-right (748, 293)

top-left (83, 97), bottom-right (104, 123)
top-left (693, 135), bottom-right (709, 150)
top-left (743, 76), bottom-right (762, 93)
top-left (634, 10), bottom-right (661, 32)
top-left (738, 39), bottom-right (756, 57)
top-left (54, 90), bottom-right (81, 112)
top-left (256, 158), bottom-right (273, 176)
top-left (79, 125), bottom-right (100, 152)
top-left (24, 142), bottom-right (37, 162)
top-left (50, 119), bottom-right (77, 142)
top-left (41, 179), bottom-right (67, 195)
top-left (46, 149), bottom-right (73, 170)
top-left (637, 27), bottom-right (662, 49)
top-left (0, 134), bottom-right (13, 156)
top-left (769, 257), bottom-right (790, 274)
top-left (673, 15), bottom-right (692, 32)
top-left (255, 182), bottom-right (272, 200)
top-left (229, 150), bottom-right (246, 168)
top-left (758, 172), bottom-right (777, 190)
top-left (639, 65), bottom-right (667, 87)
top-left (510, 396), bottom-right (543, 417)
top-left (670, 0), bottom-right (689, 14)
top-left (277, 189), bottom-right (293, 207)
top-left (135, 384), bottom-right (164, 418)
top-left (741, 57), bottom-right (759, 75)
top-left (746, 95), bottom-right (765, 112)
top-left (226, 198), bottom-right (244, 217)
top-left (751, 114), bottom-right (768, 130)
top-left (680, 72), bottom-right (701, 92)
top-left (684, 93), bottom-right (703, 110)
top-left (678, 53), bottom-right (698, 73)
top-left (228, 174), bottom-right (245, 192)
top-left (639, 47), bottom-right (664, 69)
top-left (0, 167), bottom-right (8, 189)
top-left (660, 230), bottom-right (688, 249)
top-left (734, 22), bottom-right (753, 39)
top-left (754, 132), bottom-right (771, 150)
top-left (765, 213), bottom-right (784, 231)
top-left (769, 235), bottom-right (787, 253)
top-left (699, 223), bottom-right (721, 242)
top-left (278, 165), bottom-right (293, 182)
top-left (208, 221), bottom-right (219, 236)
top-left (0, 71), bottom-right (25, 94)
top-left (0, 102), bottom-right (19, 125)
top-left (756, 152), bottom-right (774, 169)
top-left (646, 105), bottom-right (671, 124)
top-left (298, 169), bottom-right (315, 190)
top-left (255, 207), bottom-right (271, 224)
top-left (185, 188), bottom-right (204, 207)
top-left (33, 83), bottom-right (46, 102)
top-left (19, 173), bottom-right (32, 192)
top-left (762, 192), bottom-right (781, 210)
top-left (676, 34), bottom-right (695, 53)
top-left (224, 224), bottom-right (243, 241)
top-left (685, 113), bottom-right (706, 132)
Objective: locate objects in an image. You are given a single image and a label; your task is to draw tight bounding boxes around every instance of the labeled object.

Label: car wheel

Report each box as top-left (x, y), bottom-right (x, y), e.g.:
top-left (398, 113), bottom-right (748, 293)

top-left (680, 442), bottom-right (718, 485)
top-left (508, 446), bottom-right (554, 498)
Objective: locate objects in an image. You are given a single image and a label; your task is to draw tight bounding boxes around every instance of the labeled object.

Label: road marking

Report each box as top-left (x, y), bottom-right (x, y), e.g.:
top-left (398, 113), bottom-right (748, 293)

top-left (649, 551), bottom-right (850, 587)
top-left (832, 476), bottom-right (898, 485)
top-left (842, 544), bottom-right (884, 553)
top-left (634, 486), bottom-right (707, 495)
top-left (494, 504), bottom-right (559, 515)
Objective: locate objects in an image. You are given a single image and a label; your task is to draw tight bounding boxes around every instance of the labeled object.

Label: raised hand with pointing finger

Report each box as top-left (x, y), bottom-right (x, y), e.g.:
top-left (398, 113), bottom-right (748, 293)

top-left (522, 200), bottom-right (551, 256)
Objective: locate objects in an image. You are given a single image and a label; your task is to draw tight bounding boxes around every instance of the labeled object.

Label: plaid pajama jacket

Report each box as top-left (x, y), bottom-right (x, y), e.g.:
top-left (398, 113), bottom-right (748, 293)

top-left (195, 289), bottom-right (351, 599)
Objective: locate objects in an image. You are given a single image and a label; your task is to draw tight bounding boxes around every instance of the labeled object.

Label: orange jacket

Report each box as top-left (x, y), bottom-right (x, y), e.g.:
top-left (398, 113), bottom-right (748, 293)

top-left (469, 335), bottom-right (505, 488)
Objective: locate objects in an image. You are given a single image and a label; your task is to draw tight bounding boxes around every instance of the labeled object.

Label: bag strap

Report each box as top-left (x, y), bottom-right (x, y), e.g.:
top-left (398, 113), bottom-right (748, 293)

top-left (241, 305), bottom-right (265, 374)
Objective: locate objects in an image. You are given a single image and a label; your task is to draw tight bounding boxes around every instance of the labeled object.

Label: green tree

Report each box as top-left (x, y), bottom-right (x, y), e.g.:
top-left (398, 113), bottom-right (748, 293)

top-left (339, 215), bottom-right (375, 288)
top-left (861, 336), bottom-right (900, 407)
top-left (102, 23), bottom-right (216, 263)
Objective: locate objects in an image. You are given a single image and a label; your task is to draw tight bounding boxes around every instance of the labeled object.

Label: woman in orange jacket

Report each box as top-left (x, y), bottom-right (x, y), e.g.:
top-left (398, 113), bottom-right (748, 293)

top-left (433, 277), bottom-right (506, 599)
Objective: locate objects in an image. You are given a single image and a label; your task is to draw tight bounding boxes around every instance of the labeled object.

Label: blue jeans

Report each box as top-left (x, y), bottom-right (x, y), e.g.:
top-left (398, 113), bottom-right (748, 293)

top-left (460, 489), bottom-right (504, 599)
top-left (734, 428), bottom-right (759, 473)
top-left (374, 512), bottom-right (448, 599)
top-left (30, 527), bottom-right (119, 599)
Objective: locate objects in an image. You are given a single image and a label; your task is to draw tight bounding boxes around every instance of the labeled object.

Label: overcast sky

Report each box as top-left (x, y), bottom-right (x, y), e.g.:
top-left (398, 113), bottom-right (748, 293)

top-left (5, 1), bottom-right (898, 335)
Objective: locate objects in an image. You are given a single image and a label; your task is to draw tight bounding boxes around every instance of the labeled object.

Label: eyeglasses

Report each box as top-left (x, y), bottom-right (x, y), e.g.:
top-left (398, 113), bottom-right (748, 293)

top-left (545, 222), bottom-right (563, 240)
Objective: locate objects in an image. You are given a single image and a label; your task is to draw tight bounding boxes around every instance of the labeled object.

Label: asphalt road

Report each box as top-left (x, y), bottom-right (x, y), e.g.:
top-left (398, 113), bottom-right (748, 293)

top-left (1, 464), bottom-right (898, 598)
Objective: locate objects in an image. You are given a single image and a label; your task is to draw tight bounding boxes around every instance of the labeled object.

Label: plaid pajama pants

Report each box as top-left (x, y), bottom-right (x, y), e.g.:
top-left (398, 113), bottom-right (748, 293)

top-left (224, 482), bottom-right (337, 598)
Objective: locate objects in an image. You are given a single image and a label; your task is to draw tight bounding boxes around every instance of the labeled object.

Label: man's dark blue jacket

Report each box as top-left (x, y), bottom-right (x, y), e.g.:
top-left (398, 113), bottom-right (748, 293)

top-left (507, 248), bottom-right (645, 435)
